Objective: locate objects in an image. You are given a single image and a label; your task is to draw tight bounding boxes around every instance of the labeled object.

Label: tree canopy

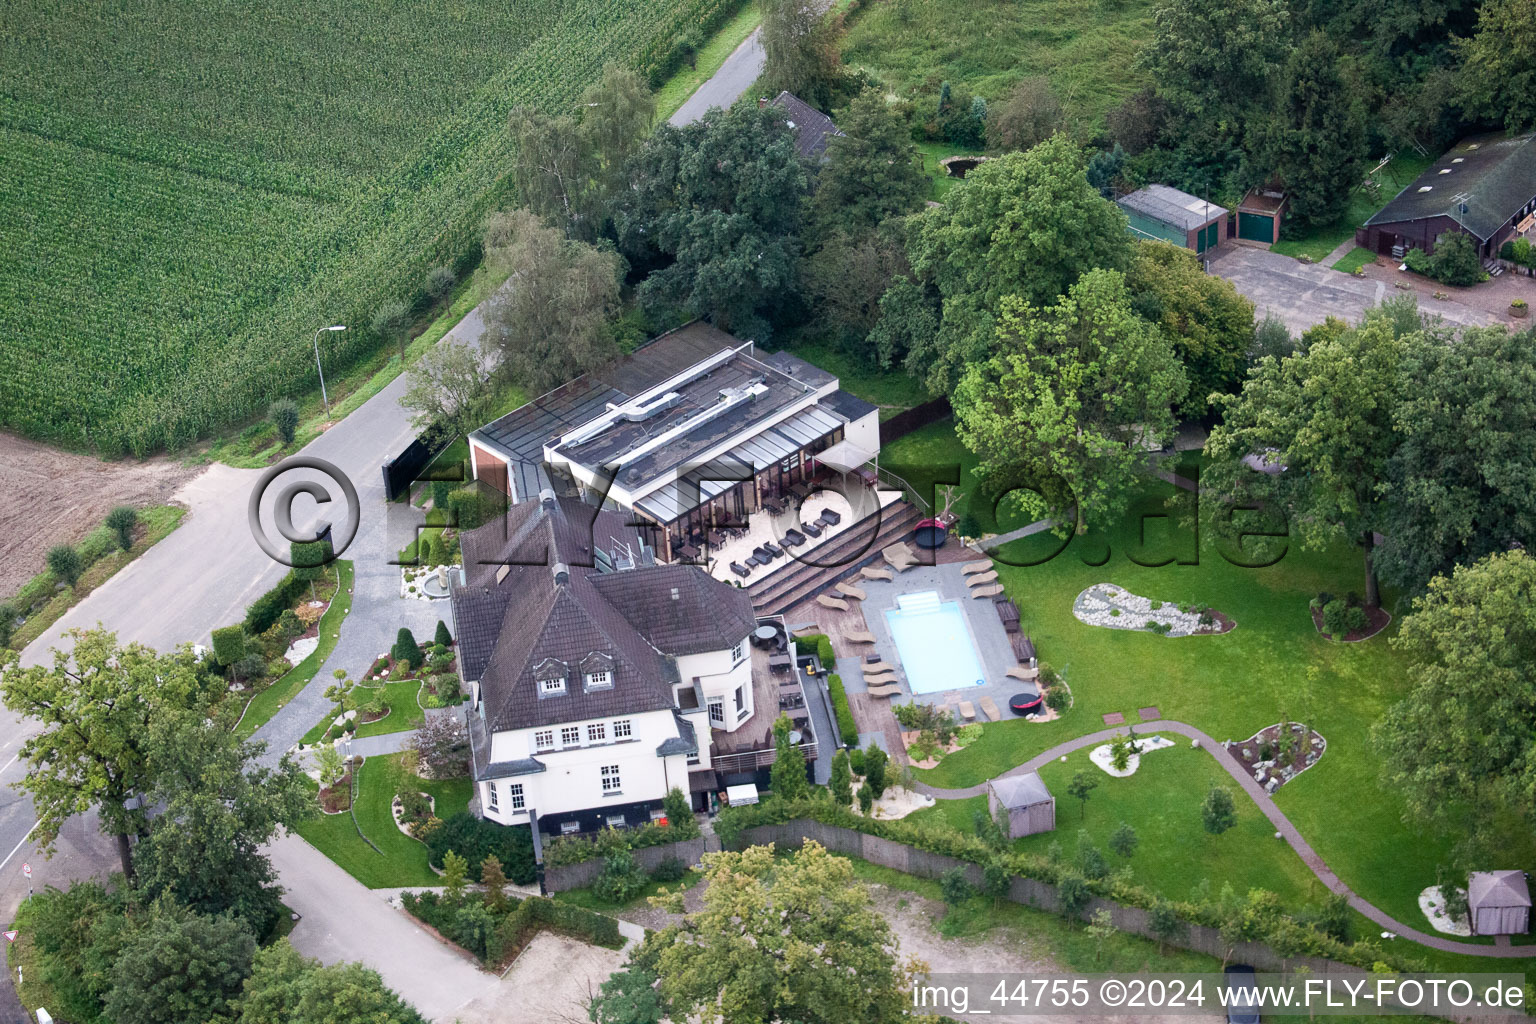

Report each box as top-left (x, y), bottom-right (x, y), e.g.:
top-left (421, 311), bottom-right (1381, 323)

top-left (895, 137), bottom-right (1134, 394)
top-left (809, 89), bottom-right (928, 236)
top-left (644, 842), bottom-right (922, 1022)
top-left (103, 900), bottom-right (257, 1024)
top-left (620, 104), bottom-right (807, 340)
top-left (1456, 0), bottom-right (1536, 133)
top-left (759, 0), bottom-right (845, 110)
top-left (953, 269), bottom-right (1187, 532)
top-left (1373, 551), bottom-right (1536, 847)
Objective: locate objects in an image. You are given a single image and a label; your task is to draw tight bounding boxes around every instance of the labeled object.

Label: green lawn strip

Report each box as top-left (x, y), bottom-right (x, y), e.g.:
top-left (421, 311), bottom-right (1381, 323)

top-left (915, 140), bottom-right (982, 200)
top-left (782, 336), bottom-right (930, 417)
top-left (1332, 246), bottom-right (1377, 274)
top-left (888, 422), bottom-right (1536, 954)
top-left (355, 680), bottom-right (427, 739)
top-left (879, 417), bottom-right (1040, 532)
top-left (294, 753), bottom-right (471, 889)
top-left (653, 3), bottom-right (762, 122)
top-left (1270, 152), bottom-right (1434, 263)
top-left (554, 869), bottom-right (704, 914)
top-left (908, 744), bottom-right (1326, 912)
top-left (233, 560), bottom-right (354, 740)
top-left (7, 505), bottom-right (187, 652)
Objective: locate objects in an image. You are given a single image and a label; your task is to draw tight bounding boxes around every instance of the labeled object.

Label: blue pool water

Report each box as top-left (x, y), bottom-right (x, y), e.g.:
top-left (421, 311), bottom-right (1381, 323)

top-left (883, 591), bottom-right (986, 694)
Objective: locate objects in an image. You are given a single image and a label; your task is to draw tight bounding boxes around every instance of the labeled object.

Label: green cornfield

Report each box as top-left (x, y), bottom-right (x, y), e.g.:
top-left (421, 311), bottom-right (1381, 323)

top-left (0, 0), bottom-right (741, 455)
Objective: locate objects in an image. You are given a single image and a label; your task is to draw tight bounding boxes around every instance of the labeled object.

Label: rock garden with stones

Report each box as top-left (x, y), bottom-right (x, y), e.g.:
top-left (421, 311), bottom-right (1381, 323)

top-left (1225, 720), bottom-right (1326, 794)
top-left (392, 790), bottom-right (437, 839)
top-left (1418, 884), bottom-right (1471, 936)
top-left (1073, 583), bottom-right (1234, 637)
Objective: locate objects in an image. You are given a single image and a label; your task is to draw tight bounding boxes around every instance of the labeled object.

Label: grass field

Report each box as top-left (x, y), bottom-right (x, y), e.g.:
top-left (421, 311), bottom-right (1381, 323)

top-left (881, 420), bottom-right (1536, 955)
top-left (784, 336), bottom-right (930, 417)
top-left (1270, 152), bottom-right (1434, 262)
top-left (841, 0), bottom-right (1156, 126)
top-left (0, 0), bottom-right (740, 456)
top-left (295, 753), bottom-right (471, 888)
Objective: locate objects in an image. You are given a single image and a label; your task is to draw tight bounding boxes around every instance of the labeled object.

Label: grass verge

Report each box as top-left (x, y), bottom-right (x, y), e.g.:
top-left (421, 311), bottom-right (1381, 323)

top-left (1332, 247), bottom-right (1378, 274)
top-left (233, 560), bottom-right (354, 740)
top-left (654, 2), bottom-right (762, 121)
top-left (8, 505), bottom-right (187, 653)
top-left (5, 899), bottom-right (63, 1015)
top-left (554, 869), bottom-right (705, 913)
top-left (1270, 152), bottom-right (1434, 263)
top-left (295, 752), bottom-right (471, 888)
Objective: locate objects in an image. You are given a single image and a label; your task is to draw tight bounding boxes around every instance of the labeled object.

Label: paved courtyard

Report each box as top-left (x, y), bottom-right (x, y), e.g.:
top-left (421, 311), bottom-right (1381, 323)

top-left (1208, 244), bottom-right (1500, 337)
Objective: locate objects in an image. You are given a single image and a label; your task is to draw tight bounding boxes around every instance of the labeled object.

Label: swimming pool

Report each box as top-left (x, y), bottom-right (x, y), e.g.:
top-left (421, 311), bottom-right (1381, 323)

top-left (883, 591), bottom-right (986, 695)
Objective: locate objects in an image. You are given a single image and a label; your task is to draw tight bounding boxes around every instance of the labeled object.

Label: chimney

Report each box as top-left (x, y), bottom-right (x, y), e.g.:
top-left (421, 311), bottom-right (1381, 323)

top-left (539, 487), bottom-right (557, 509)
top-left (758, 96), bottom-right (767, 109)
top-left (552, 562), bottom-right (569, 585)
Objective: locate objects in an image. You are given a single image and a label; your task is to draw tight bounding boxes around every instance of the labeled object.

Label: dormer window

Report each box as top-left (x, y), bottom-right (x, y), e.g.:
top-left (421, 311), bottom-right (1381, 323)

top-left (534, 658), bottom-right (567, 696)
top-left (581, 652), bottom-right (615, 690)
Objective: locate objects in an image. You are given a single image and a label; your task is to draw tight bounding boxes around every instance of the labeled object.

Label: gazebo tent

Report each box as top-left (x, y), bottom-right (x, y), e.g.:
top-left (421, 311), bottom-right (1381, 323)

top-left (987, 772), bottom-right (1055, 838)
top-left (1468, 871), bottom-right (1531, 935)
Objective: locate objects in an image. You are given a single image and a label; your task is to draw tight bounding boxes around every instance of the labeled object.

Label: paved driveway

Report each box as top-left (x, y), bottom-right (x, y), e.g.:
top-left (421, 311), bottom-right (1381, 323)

top-left (1208, 245), bottom-right (1500, 337)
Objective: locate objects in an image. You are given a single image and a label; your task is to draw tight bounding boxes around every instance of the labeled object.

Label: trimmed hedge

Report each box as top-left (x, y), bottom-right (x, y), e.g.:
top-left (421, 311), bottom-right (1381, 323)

top-left (401, 890), bottom-right (622, 966)
top-left (424, 813), bottom-right (536, 884)
top-left (714, 799), bottom-right (1429, 976)
top-left (544, 817), bottom-right (702, 868)
top-left (243, 570), bottom-right (307, 635)
top-left (826, 673), bottom-right (857, 747)
top-left (793, 633), bottom-right (835, 667)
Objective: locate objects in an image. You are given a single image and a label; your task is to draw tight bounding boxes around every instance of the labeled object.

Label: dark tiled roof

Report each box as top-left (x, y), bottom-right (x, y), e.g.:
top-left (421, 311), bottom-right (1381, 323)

top-left (1364, 133), bottom-right (1536, 240)
top-left (656, 713), bottom-right (699, 757)
top-left (770, 91), bottom-right (844, 161)
top-left (591, 563), bottom-right (756, 656)
top-left (451, 494), bottom-right (756, 733)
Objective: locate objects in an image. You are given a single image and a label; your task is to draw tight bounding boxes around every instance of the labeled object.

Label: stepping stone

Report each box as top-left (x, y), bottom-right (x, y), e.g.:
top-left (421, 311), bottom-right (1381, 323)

top-left (1138, 706), bottom-right (1161, 721)
top-left (1102, 711), bottom-right (1126, 726)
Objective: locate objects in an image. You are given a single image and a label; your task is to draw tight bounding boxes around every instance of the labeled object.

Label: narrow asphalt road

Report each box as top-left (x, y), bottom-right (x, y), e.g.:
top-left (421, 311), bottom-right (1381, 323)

top-left (668, 29), bottom-right (765, 126)
top-left (915, 720), bottom-right (1533, 959)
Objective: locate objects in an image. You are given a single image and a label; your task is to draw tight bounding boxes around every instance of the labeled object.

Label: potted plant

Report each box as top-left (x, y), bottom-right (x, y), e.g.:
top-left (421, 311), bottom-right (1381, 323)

top-left (1511, 298), bottom-right (1528, 318)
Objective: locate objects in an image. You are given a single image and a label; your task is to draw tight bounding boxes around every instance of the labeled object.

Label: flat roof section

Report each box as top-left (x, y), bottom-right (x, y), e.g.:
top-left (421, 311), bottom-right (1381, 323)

top-left (1118, 184), bottom-right (1224, 232)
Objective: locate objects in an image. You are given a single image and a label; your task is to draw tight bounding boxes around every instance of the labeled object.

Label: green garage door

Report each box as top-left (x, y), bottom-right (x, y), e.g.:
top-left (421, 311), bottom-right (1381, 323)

top-left (1205, 222), bottom-right (1220, 250)
top-left (1239, 213), bottom-right (1273, 243)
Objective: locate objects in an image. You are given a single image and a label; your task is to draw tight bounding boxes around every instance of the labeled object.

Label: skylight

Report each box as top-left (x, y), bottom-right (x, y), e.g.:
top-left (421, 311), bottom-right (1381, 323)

top-left (1418, 186), bottom-right (1434, 193)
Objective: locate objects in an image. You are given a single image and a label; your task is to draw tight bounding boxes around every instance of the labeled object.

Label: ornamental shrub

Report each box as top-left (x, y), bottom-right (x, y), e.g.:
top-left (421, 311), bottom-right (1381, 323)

top-left (210, 625), bottom-right (246, 666)
top-left (1345, 605), bottom-right (1369, 634)
top-left (1428, 231), bottom-right (1483, 286)
top-left (435, 619), bottom-right (453, 647)
top-left (104, 505), bottom-right (138, 551)
top-left (425, 813), bottom-right (536, 884)
top-left (393, 627), bottom-right (424, 669)
top-left (1321, 599), bottom-right (1349, 637)
top-left (46, 544), bottom-right (83, 586)
top-left (268, 398), bottom-right (299, 444)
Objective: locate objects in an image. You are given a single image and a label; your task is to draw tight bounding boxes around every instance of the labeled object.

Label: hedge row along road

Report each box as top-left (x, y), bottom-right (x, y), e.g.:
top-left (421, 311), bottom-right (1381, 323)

top-left (915, 720), bottom-right (1532, 958)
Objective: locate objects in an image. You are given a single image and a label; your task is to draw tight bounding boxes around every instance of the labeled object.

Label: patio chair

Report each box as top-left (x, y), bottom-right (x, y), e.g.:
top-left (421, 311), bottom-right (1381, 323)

top-left (863, 671), bottom-right (899, 686)
top-left (1006, 665), bottom-right (1038, 682)
top-left (845, 630), bottom-right (876, 644)
top-left (800, 520), bottom-right (822, 538)
top-left (867, 683), bottom-right (902, 698)
top-left (763, 542), bottom-right (784, 558)
top-left (958, 700), bottom-right (976, 721)
top-left (783, 528), bottom-right (806, 547)
top-left (965, 569), bottom-right (999, 587)
top-left (815, 594), bottom-right (850, 612)
top-left (730, 561), bottom-right (751, 579)
top-left (859, 566), bottom-right (894, 582)
top-left (861, 660), bottom-right (895, 673)
top-left (834, 582), bottom-right (867, 601)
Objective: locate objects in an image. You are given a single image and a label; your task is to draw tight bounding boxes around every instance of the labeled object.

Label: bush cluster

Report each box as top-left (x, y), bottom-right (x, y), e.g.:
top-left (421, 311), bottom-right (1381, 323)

top-left (542, 792), bottom-right (700, 868)
top-left (795, 634), bottom-right (857, 747)
top-left (402, 890), bottom-right (621, 966)
top-left (423, 813), bottom-right (536, 884)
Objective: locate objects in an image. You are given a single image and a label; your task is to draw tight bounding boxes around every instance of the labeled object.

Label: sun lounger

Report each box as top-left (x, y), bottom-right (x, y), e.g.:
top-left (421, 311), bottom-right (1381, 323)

top-left (861, 660), bottom-right (895, 673)
top-left (816, 594), bottom-right (850, 611)
top-left (1006, 665), bottom-right (1038, 681)
top-left (970, 584), bottom-right (1004, 598)
top-left (863, 670), bottom-right (899, 685)
top-left (867, 683), bottom-right (902, 698)
top-left (938, 703), bottom-right (957, 721)
top-left (859, 566), bottom-right (894, 582)
top-left (959, 700), bottom-right (976, 720)
top-left (965, 569), bottom-right (998, 587)
top-left (961, 559), bottom-right (995, 576)
top-left (979, 696), bottom-right (1002, 721)
top-left (835, 582), bottom-right (867, 601)
top-left (845, 630), bottom-right (876, 644)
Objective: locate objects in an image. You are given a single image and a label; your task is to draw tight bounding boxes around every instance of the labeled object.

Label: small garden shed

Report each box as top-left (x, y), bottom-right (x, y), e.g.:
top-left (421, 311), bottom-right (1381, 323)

top-left (987, 772), bottom-right (1055, 839)
top-left (1118, 184), bottom-right (1227, 254)
top-left (1468, 870), bottom-right (1531, 936)
top-left (1236, 187), bottom-right (1289, 245)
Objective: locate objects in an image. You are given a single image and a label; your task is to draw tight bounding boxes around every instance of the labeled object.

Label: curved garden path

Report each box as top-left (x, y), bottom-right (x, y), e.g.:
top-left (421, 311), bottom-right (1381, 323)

top-left (914, 721), bottom-right (1532, 958)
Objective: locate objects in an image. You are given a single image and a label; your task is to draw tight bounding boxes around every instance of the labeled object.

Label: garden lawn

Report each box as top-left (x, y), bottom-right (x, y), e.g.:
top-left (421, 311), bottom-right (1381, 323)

top-left (908, 744), bottom-right (1325, 911)
top-left (295, 753), bottom-right (471, 888)
top-left (1270, 152), bottom-right (1434, 263)
top-left (1332, 246), bottom-right (1377, 274)
top-left (841, 0), bottom-right (1157, 127)
top-left (916, 141), bottom-right (982, 201)
top-left (234, 560), bottom-right (353, 740)
top-left (892, 420), bottom-right (1536, 959)
top-left (784, 336), bottom-right (930, 417)
top-left (554, 869), bottom-right (705, 913)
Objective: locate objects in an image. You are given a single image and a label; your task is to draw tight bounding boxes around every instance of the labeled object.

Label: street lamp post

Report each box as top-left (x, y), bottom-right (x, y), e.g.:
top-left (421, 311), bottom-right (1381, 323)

top-left (313, 324), bottom-right (347, 418)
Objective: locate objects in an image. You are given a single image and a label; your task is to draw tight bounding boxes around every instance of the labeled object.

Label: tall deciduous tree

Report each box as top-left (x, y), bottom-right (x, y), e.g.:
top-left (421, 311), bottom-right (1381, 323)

top-left (1456, 0), bottom-right (1536, 133)
top-left (132, 711), bottom-right (311, 936)
top-left (802, 221), bottom-right (911, 355)
top-left (1252, 32), bottom-right (1368, 227)
top-left (986, 77), bottom-right (1064, 154)
top-left (810, 89), bottom-right (928, 236)
top-left (0, 630), bottom-right (221, 879)
top-left (1373, 551), bottom-right (1536, 840)
top-left (1377, 325), bottom-right (1536, 593)
top-left (481, 208), bottom-right (622, 394)
top-left (646, 842), bottom-right (922, 1023)
top-left (620, 104), bottom-right (807, 339)
top-left (233, 940), bottom-right (428, 1024)
top-left (953, 270), bottom-right (1187, 531)
top-left (895, 137), bottom-right (1134, 394)
top-left (760, 0), bottom-right (844, 110)
top-left (402, 338), bottom-right (495, 438)
top-left (769, 713), bottom-right (811, 802)
top-left (1203, 316), bottom-right (1406, 606)
top-left (1138, 0), bottom-right (1290, 151)
top-left (1126, 241), bottom-right (1255, 417)
top-left (103, 900), bottom-right (256, 1024)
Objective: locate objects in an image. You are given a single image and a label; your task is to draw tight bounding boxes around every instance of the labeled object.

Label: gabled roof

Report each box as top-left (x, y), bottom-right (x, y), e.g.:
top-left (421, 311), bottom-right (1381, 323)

top-left (451, 494), bottom-right (757, 733)
top-left (1364, 133), bottom-right (1536, 240)
top-left (769, 91), bottom-right (844, 161)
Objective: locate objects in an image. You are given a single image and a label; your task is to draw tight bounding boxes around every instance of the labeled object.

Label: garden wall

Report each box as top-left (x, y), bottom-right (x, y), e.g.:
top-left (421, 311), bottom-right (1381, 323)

top-left (543, 836), bottom-right (713, 893)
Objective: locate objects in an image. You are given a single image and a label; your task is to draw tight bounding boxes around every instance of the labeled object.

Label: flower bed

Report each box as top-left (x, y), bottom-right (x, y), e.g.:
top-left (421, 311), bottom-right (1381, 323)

top-left (1073, 584), bottom-right (1233, 637)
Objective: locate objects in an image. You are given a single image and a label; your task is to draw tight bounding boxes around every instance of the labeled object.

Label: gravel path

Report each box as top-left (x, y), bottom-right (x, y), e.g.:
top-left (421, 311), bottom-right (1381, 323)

top-left (915, 721), bottom-right (1532, 958)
